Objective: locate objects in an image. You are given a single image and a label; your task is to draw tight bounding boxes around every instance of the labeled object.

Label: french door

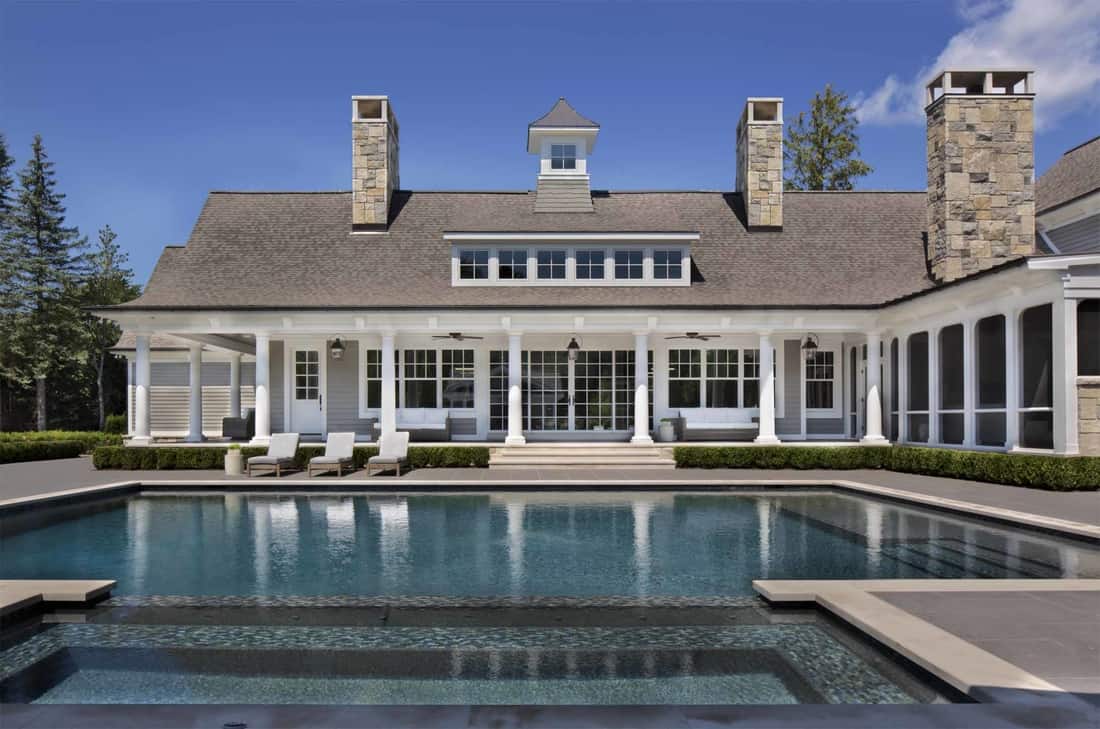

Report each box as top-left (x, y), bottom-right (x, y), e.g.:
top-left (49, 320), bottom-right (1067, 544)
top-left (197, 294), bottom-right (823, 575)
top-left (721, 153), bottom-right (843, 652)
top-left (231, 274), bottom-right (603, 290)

top-left (521, 350), bottom-right (644, 433)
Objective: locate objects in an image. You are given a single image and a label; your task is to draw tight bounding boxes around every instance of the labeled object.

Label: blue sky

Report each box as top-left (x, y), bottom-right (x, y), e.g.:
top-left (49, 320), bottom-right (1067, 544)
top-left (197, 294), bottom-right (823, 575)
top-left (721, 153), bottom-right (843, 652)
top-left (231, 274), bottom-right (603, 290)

top-left (2, 1), bottom-right (1098, 284)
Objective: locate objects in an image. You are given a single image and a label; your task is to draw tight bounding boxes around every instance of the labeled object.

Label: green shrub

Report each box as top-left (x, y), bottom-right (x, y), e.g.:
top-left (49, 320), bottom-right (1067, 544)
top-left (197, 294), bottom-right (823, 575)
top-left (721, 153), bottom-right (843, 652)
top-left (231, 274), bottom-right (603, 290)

top-left (91, 446), bottom-right (159, 470)
top-left (409, 446), bottom-right (491, 468)
top-left (104, 415), bottom-right (127, 434)
top-left (0, 440), bottom-right (85, 464)
top-left (672, 445), bottom-right (1099, 491)
top-left (0, 430), bottom-right (121, 452)
top-left (92, 444), bottom-right (490, 471)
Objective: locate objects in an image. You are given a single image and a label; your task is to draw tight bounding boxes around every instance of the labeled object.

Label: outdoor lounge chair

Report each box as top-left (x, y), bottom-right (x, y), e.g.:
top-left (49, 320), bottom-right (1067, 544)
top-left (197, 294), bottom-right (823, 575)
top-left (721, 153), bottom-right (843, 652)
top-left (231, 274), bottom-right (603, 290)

top-left (367, 431), bottom-right (410, 476)
top-left (308, 432), bottom-right (356, 477)
top-left (246, 432), bottom-right (300, 477)
top-left (221, 408), bottom-right (255, 441)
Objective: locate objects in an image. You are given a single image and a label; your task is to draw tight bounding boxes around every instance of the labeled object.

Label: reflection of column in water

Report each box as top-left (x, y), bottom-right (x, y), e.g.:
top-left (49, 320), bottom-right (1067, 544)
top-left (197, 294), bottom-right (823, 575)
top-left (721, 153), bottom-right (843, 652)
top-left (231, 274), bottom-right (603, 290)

top-left (253, 501), bottom-right (270, 594)
top-left (962, 526), bottom-right (976, 575)
top-left (526, 648), bottom-right (540, 679)
top-left (566, 650), bottom-right (578, 679)
top-left (488, 650), bottom-right (502, 680)
top-left (680, 651), bottom-right (694, 677)
top-left (268, 499), bottom-right (300, 574)
top-left (865, 501), bottom-right (884, 572)
top-left (1059, 547), bottom-right (1079, 578)
top-left (377, 499), bottom-right (409, 591)
top-left (643, 651), bottom-right (656, 678)
top-left (450, 650), bottom-right (463, 679)
top-left (127, 499), bottom-right (150, 593)
top-left (604, 651), bottom-right (617, 678)
top-left (756, 498), bottom-right (771, 579)
top-left (633, 501), bottom-right (653, 596)
top-left (507, 502), bottom-right (525, 595)
top-left (1005, 535), bottom-right (1022, 576)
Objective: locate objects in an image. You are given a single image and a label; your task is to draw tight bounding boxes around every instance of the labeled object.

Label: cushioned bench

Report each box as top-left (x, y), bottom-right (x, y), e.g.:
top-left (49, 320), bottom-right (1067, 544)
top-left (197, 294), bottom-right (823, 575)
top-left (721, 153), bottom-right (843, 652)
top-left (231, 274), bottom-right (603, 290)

top-left (673, 408), bottom-right (759, 441)
top-left (373, 409), bottom-right (451, 442)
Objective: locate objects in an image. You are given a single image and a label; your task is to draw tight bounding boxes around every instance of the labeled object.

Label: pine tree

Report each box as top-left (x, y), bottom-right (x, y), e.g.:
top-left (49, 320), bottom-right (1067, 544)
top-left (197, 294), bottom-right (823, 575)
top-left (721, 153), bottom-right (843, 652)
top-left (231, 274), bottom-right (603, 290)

top-left (6, 135), bottom-right (87, 430)
top-left (784, 85), bottom-right (873, 191)
top-left (81, 224), bottom-right (139, 429)
top-left (0, 134), bottom-right (15, 429)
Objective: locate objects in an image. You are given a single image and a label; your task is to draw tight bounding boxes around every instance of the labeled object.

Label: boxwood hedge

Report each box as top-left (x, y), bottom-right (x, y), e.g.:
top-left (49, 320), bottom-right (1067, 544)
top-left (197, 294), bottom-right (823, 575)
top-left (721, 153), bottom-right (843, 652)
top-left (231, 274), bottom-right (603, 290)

top-left (0, 440), bottom-right (85, 464)
top-left (672, 445), bottom-right (1099, 491)
top-left (0, 430), bottom-right (122, 452)
top-left (92, 444), bottom-right (490, 471)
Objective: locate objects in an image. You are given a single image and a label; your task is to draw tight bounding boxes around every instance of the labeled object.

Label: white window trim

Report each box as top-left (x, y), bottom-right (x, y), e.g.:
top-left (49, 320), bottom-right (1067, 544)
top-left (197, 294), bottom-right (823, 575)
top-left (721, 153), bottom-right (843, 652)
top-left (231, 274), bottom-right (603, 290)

top-left (804, 346), bottom-right (842, 418)
top-left (450, 244), bottom-right (692, 287)
top-left (664, 345), bottom-right (779, 416)
top-left (360, 343), bottom-right (480, 419)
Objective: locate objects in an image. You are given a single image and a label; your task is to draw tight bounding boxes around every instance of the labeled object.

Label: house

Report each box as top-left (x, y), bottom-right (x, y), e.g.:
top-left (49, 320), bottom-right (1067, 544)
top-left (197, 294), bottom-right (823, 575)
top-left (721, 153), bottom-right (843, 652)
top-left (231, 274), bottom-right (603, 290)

top-left (100, 69), bottom-right (1100, 456)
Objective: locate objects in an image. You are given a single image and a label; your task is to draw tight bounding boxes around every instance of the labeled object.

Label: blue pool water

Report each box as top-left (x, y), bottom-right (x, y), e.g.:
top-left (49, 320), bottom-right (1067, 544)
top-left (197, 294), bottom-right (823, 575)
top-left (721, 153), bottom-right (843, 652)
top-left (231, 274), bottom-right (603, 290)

top-left (3, 490), bottom-right (1096, 598)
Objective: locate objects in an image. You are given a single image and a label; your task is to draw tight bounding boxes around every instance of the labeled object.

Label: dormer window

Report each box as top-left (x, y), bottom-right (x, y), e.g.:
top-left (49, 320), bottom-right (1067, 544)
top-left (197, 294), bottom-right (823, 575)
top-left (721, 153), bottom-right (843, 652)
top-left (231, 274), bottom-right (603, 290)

top-left (550, 144), bottom-right (577, 170)
top-left (537, 250), bottom-right (567, 279)
top-left (498, 249), bottom-right (528, 280)
top-left (614, 250), bottom-right (644, 280)
top-left (653, 249), bottom-right (683, 279)
top-left (459, 249), bottom-right (489, 279)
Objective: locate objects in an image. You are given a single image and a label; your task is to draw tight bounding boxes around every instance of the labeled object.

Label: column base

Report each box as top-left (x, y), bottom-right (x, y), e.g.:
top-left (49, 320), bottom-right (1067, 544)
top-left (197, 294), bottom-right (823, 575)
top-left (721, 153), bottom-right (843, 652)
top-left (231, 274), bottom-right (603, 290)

top-left (504, 435), bottom-right (527, 446)
top-left (859, 435), bottom-right (890, 445)
top-left (185, 434), bottom-right (206, 443)
top-left (129, 436), bottom-right (153, 446)
top-left (249, 435), bottom-right (271, 447)
top-left (631, 435), bottom-right (655, 445)
top-left (754, 435), bottom-right (782, 445)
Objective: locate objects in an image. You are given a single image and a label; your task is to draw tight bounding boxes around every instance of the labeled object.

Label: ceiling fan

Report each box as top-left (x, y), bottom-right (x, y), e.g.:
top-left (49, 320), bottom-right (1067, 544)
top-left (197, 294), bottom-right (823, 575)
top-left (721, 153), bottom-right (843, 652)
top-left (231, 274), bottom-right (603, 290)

top-left (431, 332), bottom-right (484, 341)
top-left (664, 332), bottom-right (722, 341)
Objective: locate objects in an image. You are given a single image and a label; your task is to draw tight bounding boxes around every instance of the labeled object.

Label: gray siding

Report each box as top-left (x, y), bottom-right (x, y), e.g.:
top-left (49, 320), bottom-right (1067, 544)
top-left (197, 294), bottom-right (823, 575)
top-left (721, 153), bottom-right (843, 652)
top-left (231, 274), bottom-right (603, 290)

top-left (1046, 214), bottom-right (1100, 254)
top-left (131, 385), bottom-right (255, 436)
top-left (776, 339), bottom-right (802, 435)
top-left (325, 340), bottom-right (376, 439)
top-left (450, 417), bottom-right (478, 437)
top-left (534, 177), bottom-right (594, 212)
top-left (270, 341), bottom-right (284, 433)
top-left (807, 418), bottom-right (844, 435)
top-left (149, 361), bottom-right (255, 387)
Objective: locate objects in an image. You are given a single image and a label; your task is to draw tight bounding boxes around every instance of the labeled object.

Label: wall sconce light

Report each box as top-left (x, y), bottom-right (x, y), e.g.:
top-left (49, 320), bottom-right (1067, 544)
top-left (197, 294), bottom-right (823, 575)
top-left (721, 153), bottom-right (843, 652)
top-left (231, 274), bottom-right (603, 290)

top-left (330, 338), bottom-right (346, 360)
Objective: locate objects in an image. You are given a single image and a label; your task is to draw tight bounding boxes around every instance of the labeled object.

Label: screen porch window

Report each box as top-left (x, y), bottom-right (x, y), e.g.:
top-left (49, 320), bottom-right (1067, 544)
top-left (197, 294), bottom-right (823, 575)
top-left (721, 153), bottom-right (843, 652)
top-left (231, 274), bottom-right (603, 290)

top-left (1079, 300), bottom-right (1100, 376)
top-left (550, 143), bottom-right (576, 170)
top-left (939, 324), bottom-right (965, 444)
top-left (537, 250), bottom-right (566, 279)
top-left (614, 250), bottom-right (644, 280)
top-left (906, 332), bottom-right (930, 442)
top-left (294, 350), bottom-right (319, 400)
top-left (441, 350), bottom-right (475, 409)
top-left (1020, 303), bottom-right (1053, 449)
top-left (805, 350), bottom-right (834, 410)
top-left (889, 338), bottom-right (899, 440)
top-left (667, 349), bottom-right (701, 407)
top-left (575, 249), bottom-right (606, 279)
top-left (705, 349), bottom-right (738, 408)
top-left (403, 349), bottom-right (438, 408)
top-left (653, 249), bottom-right (683, 280)
top-left (975, 315), bottom-right (1006, 447)
top-left (498, 249), bottom-right (528, 280)
top-left (458, 249), bottom-right (489, 280)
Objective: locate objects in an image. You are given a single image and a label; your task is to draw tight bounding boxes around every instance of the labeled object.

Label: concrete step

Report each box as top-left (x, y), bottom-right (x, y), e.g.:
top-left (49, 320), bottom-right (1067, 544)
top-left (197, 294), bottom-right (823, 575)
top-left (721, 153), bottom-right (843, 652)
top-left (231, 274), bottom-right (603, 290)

top-left (489, 444), bottom-right (676, 470)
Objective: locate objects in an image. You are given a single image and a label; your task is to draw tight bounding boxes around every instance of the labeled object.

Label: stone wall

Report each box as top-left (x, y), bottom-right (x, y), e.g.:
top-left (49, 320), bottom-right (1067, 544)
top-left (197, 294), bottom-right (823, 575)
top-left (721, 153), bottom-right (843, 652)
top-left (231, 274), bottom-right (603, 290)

top-left (352, 119), bottom-right (399, 227)
top-left (736, 121), bottom-right (783, 228)
top-left (926, 96), bottom-right (1035, 282)
top-left (1078, 377), bottom-right (1100, 455)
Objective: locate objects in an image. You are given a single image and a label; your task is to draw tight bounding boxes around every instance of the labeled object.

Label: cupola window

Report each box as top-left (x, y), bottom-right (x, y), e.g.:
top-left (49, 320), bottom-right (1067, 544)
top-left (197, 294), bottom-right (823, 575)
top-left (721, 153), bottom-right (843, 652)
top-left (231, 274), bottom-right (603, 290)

top-left (550, 144), bottom-right (577, 170)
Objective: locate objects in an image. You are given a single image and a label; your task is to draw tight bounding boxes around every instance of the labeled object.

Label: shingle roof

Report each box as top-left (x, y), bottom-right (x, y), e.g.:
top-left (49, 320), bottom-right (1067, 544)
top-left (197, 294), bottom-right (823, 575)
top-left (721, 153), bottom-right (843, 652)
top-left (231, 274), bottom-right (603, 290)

top-left (112, 189), bottom-right (934, 310)
top-left (529, 98), bottom-right (599, 128)
top-left (1036, 136), bottom-right (1100, 214)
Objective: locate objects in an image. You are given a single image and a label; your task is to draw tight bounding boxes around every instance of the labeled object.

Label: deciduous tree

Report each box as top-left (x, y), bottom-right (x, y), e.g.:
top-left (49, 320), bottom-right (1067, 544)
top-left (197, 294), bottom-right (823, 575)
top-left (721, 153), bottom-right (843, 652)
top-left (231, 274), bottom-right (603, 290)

top-left (784, 85), bottom-right (873, 191)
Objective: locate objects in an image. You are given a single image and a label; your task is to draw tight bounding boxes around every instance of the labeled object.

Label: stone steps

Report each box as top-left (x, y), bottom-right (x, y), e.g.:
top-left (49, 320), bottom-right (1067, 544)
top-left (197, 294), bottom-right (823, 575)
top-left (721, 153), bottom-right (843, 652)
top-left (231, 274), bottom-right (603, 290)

top-left (489, 444), bottom-right (675, 470)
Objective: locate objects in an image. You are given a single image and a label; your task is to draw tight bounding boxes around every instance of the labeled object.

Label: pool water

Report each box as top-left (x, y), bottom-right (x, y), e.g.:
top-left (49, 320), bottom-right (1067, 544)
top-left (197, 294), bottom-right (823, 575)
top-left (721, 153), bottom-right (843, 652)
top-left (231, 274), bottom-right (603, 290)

top-left (2, 489), bottom-right (1096, 598)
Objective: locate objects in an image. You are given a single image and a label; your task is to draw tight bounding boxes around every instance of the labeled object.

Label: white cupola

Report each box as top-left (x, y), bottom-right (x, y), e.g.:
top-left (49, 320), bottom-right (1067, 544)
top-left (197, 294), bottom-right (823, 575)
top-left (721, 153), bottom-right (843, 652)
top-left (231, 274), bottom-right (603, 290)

top-left (527, 97), bottom-right (599, 213)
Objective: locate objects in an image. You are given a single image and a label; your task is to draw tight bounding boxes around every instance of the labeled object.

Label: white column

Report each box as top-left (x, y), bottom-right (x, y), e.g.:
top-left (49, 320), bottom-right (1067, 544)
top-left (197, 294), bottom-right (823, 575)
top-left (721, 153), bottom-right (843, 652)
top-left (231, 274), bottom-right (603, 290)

top-left (132, 334), bottom-right (152, 444)
top-left (186, 344), bottom-right (204, 442)
top-left (755, 333), bottom-right (780, 444)
top-left (252, 333), bottom-right (271, 445)
top-left (632, 332), bottom-right (653, 444)
top-left (229, 353), bottom-right (242, 419)
top-left (126, 357), bottom-right (134, 436)
top-left (1005, 311), bottom-right (1019, 450)
top-left (506, 333), bottom-right (525, 445)
top-left (381, 333), bottom-right (397, 438)
top-left (962, 320), bottom-right (975, 447)
top-left (1054, 298), bottom-right (1078, 454)
top-left (862, 332), bottom-right (886, 443)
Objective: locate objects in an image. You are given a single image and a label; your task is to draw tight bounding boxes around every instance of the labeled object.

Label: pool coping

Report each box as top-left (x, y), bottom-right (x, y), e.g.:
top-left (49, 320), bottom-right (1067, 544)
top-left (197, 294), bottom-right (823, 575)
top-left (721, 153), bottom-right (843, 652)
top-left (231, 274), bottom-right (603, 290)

top-left (753, 578), bottom-right (1100, 710)
top-left (2, 476), bottom-right (1097, 543)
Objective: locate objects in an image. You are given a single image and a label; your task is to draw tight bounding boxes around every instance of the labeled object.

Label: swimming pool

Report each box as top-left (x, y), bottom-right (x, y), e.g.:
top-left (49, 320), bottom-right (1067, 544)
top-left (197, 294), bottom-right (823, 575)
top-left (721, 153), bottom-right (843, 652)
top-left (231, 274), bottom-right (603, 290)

top-left (3, 489), bottom-right (1096, 598)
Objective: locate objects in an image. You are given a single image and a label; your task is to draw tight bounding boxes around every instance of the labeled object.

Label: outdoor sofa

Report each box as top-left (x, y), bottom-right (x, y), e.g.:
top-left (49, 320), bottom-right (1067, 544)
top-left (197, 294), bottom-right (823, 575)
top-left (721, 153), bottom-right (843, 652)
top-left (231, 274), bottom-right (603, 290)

top-left (222, 408), bottom-right (255, 441)
top-left (372, 409), bottom-right (450, 441)
top-left (673, 409), bottom-right (759, 441)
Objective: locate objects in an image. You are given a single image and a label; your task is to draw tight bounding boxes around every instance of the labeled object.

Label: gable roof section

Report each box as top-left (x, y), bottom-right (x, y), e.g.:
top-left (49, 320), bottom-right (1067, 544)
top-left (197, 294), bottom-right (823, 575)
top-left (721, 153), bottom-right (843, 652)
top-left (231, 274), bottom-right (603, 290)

top-left (529, 98), bottom-right (599, 128)
top-left (1036, 136), bottom-right (1100, 214)
top-left (114, 189), bottom-right (933, 310)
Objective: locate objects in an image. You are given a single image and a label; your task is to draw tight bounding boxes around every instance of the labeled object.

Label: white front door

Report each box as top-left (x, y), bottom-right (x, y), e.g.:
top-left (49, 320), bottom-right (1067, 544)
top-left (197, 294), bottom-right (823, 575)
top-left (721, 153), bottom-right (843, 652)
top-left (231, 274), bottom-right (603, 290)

top-left (290, 346), bottom-right (325, 435)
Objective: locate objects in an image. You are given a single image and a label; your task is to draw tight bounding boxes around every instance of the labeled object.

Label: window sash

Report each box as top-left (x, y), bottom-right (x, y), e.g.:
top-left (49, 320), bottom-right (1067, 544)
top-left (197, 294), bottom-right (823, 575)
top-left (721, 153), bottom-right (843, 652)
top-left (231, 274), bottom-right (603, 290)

top-left (804, 350), bottom-right (835, 410)
top-left (537, 250), bottom-right (567, 279)
top-left (653, 249), bottom-right (683, 279)
top-left (575, 249), bottom-right (606, 280)
top-left (458, 249), bottom-right (489, 279)
top-left (498, 249), bottom-right (528, 280)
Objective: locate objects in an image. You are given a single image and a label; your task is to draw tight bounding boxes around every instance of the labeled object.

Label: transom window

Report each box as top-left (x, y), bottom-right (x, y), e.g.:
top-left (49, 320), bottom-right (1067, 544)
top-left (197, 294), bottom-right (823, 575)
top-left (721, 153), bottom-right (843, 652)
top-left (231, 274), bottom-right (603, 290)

top-left (614, 250), bottom-right (644, 280)
top-left (459, 249), bottom-right (489, 280)
top-left (575, 249), bottom-right (606, 279)
top-left (550, 143), bottom-right (577, 170)
top-left (537, 250), bottom-right (566, 279)
top-left (294, 350), bottom-right (319, 400)
top-left (805, 351), bottom-right (835, 410)
top-left (498, 249), bottom-right (528, 280)
top-left (653, 249), bottom-right (683, 280)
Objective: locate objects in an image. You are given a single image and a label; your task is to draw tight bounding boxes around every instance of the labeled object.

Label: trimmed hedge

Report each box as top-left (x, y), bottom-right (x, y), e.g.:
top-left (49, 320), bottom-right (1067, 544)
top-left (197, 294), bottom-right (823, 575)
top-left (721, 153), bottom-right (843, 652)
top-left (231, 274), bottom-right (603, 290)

top-left (0, 440), bottom-right (85, 464)
top-left (672, 445), bottom-right (1100, 491)
top-left (92, 445), bottom-right (491, 471)
top-left (0, 430), bottom-right (122, 452)
top-left (104, 414), bottom-right (127, 434)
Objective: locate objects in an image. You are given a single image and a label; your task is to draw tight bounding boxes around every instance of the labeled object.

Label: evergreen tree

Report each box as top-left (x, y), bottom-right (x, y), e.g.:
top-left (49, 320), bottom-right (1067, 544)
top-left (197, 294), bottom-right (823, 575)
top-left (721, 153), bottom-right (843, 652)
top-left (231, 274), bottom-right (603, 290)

top-left (784, 85), bottom-right (873, 191)
top-left (6, 135), bottom-right (87, 430)
top-left (82, 225), bottom-right (139, 429)
top-left (0, 135), bottom-right (15, 429)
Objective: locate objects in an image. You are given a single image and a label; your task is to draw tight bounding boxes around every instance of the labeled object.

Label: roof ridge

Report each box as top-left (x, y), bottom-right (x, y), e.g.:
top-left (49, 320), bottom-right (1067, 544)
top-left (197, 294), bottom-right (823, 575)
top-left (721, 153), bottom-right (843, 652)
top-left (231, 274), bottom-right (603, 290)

top-left (209, 190), bottom-right (351, 195)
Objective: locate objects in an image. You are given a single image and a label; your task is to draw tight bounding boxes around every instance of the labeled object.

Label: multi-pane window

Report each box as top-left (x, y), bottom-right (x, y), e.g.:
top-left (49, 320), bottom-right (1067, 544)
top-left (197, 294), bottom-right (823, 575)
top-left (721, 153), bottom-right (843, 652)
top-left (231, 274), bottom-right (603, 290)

top-left (294, 350), bottom-right (319, 400)
top-left (575, 249), bottom-right (606, 280)
top-left (442, 350), bottom-right (475, 409)
top-left (403, 349), bottom-right (438, 408)
top-left (614, 250), bottom-right (644, 279)
top-left (612, 350), bottom-right (654, 430)
top-left (458, 249), bottom-right (489, 280)
top-left (537, 250), bottom-right (566, 279)
top-left (742, 349), bottom-right (760, 408)
top-left (805, 351), bottom-right (834, 410)
top-left (363, 349), bottom-right (382, 409)
top-left (489, 351), bottom-right (508, 431)
top-left (668, 349), bottom-right (702, 407)
top-left (498, 249), bottom-right (527, 280)
top-left (705, 349), bottom-right (739, 408)
top-left (550, 143), bottom-right (576, 170)
top-left (653, 249), bottom-right (683, 280)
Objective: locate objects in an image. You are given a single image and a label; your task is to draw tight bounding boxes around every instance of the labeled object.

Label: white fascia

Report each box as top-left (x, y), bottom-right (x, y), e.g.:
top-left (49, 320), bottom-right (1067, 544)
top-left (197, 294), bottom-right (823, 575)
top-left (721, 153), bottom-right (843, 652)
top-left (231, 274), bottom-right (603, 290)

top-left (1027, 253), bottom-right (1100, 270)
top-left (444, 232), bottom-right (700, 241)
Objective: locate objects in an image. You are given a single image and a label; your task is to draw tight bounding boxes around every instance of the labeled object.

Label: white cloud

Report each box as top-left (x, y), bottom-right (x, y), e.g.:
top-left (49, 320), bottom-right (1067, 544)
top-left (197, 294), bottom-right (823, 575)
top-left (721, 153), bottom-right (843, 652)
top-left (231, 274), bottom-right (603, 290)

top-left (856, 0), bottom-right (1100, 129)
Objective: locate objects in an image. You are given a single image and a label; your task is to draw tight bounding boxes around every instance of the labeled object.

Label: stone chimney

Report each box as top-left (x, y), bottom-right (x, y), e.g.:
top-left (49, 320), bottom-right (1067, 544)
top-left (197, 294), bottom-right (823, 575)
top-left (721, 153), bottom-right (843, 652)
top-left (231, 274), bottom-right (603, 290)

top-left (925, 70), bottom-right (1035, 282)
top-left (736, 98), bottom-right (783, 228)
top-left (351, 96), bottom-right (399, 230)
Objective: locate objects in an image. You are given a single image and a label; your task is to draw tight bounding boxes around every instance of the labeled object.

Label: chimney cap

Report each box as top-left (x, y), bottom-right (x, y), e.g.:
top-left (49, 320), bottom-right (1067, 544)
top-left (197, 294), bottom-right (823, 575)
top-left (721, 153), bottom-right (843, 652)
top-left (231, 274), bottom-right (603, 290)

top-left (925, 70), bottom-right (1034, 106)
top-left (738, 98), bottom-right (783, 131)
